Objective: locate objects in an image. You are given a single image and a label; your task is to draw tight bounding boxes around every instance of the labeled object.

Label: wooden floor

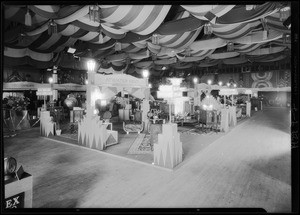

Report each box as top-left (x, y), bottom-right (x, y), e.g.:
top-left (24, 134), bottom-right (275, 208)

top-left (3, 108), bottom-right (291, 212)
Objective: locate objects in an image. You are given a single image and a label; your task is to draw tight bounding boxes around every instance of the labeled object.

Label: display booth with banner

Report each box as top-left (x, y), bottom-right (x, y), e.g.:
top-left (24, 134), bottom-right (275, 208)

top-left (77, 67), bottom-right (151, 151)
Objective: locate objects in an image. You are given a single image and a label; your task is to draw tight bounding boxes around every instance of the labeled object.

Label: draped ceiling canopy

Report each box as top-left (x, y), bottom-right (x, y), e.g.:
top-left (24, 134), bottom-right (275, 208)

top-left (3, 3), bottom-right (292, 73)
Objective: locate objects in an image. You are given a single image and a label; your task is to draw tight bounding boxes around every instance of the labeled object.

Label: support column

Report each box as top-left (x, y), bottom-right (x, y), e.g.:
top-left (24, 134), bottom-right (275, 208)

top-left (220, 108), bottom-right (229, 132)
top-left (86, 71), bottom-right (96, 117)
top-left (141, 99), bottom-right (150, 133)
top-left (52, 66), bottom-right (58, 102)
top-left (246, 101), bottom-right (251, 117)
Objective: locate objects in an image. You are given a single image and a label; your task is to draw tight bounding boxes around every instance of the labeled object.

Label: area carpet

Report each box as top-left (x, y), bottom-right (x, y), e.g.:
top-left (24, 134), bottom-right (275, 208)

top-left (178, 125), bottom-right (217, 135)
top-left (127, 133), bottom-right (152, 154)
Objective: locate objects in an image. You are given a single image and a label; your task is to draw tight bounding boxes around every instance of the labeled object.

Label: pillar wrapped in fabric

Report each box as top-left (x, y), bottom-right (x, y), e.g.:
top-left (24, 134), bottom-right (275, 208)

top-left (154, 123), bottom-right (182, 169)
top-left (220, 108), bottom-right (229, 132)
top-left (228, 106), bottom-right (237, 127)
top-left (246, 101), bottom-right (251, 117)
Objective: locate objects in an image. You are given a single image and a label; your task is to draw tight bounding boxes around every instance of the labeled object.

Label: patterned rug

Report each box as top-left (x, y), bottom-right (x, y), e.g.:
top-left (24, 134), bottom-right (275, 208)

top-left (60, 132), bottom-right (78, 140)
top-left (178, 125), bottom-right (217, 135)
top-left (127, 133), bottom-right (152, 154)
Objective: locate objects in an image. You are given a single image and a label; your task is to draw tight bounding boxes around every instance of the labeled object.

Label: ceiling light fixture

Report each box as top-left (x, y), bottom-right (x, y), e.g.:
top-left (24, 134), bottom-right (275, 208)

top-left (25, 7), bottom-right (32, 26)
top-left (67, 47), bottom-right (76, 54)
top-left (204, 23), bottom-right (212, 35)
top-left (48, 20), bottom-right (57, 35)
top-left (193, 77), bottom-right (198, 84)
top-left (115, 42), bottom-right (121, 52)
top-left (142, 69), bottom-right (149, 78)
top-left (152, 34), bottom-right (159, 45)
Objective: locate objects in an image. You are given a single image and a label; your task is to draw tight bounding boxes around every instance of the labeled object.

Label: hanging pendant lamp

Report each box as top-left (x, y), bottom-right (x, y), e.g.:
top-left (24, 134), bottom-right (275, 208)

top-left (204, 23), bottom-right (212, 35)
top-left (152, 34), bottom-right (159, 45)
top-left (48, 20), bottom-right (57, 35)
top-left (89, 5), bottom-right (100, 22)
top-left (115, 42), bottom-right (121, 51)
top-left (25, 7), bottom-right (32, 26)
top-left (227, 42), bottom-right (234, 51)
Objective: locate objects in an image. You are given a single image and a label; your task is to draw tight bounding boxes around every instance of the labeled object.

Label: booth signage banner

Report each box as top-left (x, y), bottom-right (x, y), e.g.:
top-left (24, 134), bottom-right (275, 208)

top-left (3, 82), bottom-right (46, 90)
top-left (37, 87), bottom-right (53, 96)
top-left (3, 82), bottom-right (86, 91)
top-left (5, 192), bottom-right (25, 208)
top-left (53, 84), bottom-right (86, 91)
top-left (219, 88), bottom-right (238, 95)
top-left (94, 74), bottom-right (147, 88)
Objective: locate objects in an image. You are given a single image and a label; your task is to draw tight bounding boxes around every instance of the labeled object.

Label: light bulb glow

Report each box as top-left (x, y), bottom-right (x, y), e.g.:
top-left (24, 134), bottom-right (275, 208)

top-left (193, 77), bottom-right (198, 84)
top-left (87, 60), bottom-right (96, 71)
top-left (218, 81), bottom-right (222, 86)
top-left (142, 69), bottom-right (149, 78)
top-left (207, 79), bottom-right (212, 85)
top-left (48, 77), bottom-right (53, 83)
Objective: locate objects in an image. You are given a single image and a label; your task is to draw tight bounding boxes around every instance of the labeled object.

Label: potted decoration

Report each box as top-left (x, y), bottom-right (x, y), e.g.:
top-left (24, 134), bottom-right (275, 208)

top-left (55, 122), bottom-right (62, 135)
top-left (52, 109), bottom-right (62, 135)
top-left (2, 96), bottom-right (31, 130)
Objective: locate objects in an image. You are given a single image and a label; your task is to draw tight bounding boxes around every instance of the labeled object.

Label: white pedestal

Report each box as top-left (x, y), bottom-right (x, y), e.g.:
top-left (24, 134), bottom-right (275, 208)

top-left (154, 123), bottom-right (183, 169)
top-left (78, 116), bottom-right (119, 150)
top-left (40, 111), bottom-right (54, 137)
top-left (78, 116), bottom-right (108, 150)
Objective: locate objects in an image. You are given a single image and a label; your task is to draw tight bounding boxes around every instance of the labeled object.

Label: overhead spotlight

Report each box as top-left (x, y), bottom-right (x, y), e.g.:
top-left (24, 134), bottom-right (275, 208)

top-left (67, 47), bottom-right (76, 54)
top-left (246, 5), bottom-right (255, 10)
top-left (162, 66), bottom-right (167, 70)
top-left (207, 79), bottom-right (212, 85)
top-left (227, 82), bottom-right (230, 87)
top-left (85, 80), bottom-right (88, 85)
top-left (233, 83), bottom-right (237, 88)
top-left (218, 81), bottom-right (223, 86)
top-left (48, 77), bottom-right (53, 83)
top-left (193, 77), bottom-right (198, 84)
top-left (142, 69), bottom-right (149, 78)
top-left (283, 16), bottom-right (291, 29)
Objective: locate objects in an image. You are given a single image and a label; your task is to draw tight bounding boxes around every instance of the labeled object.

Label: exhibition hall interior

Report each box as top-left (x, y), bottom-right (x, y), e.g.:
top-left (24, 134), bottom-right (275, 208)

top-left (2, 2), bottom-right (298, 212)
